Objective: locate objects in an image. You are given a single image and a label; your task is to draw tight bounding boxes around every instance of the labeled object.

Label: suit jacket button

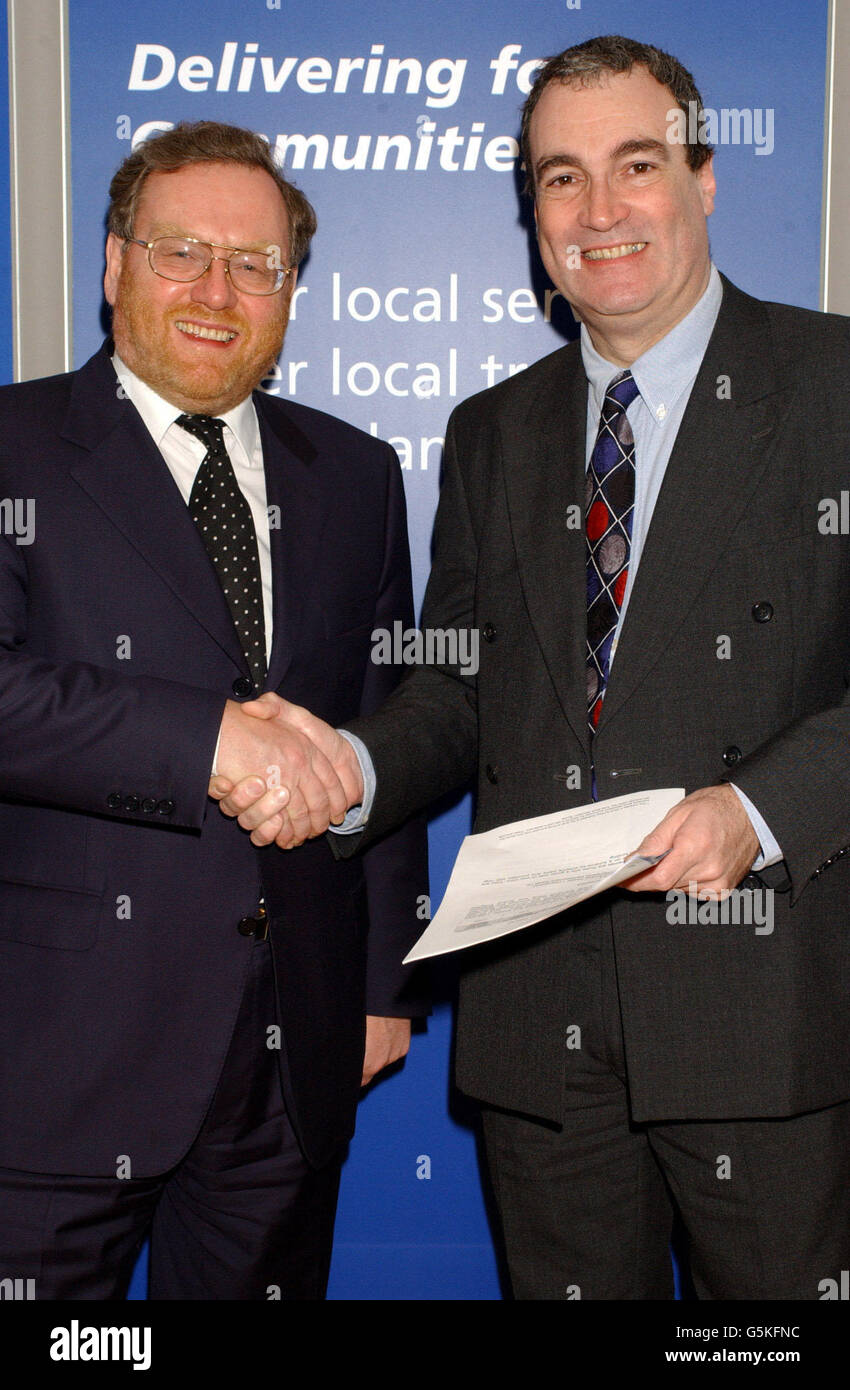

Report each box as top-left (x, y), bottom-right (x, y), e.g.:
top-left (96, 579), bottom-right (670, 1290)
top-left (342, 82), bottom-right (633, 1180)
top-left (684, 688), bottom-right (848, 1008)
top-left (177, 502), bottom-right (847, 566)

top-left (722, 745), bottom-right (743, 766)
top-left (486, 763), bottom-right (499, 784)
top-left (237, 916), bottom-right (256, 937)
top-left (141, 798), bottom-right (157, 814)
top-left (751, 602), bottom-right (774, 622)
top-left (123, 795), bottom-right (140, 813)
top-left (156, 799), bottom-right (175, 816)
top-left (741, 873), bottom-right (761, 890)
top-left (232, 676), bottom-right (255, 697)
top-left (483, 623), bottom-right (497, 643)
top-left (106, 793), bottom-right (122, 809)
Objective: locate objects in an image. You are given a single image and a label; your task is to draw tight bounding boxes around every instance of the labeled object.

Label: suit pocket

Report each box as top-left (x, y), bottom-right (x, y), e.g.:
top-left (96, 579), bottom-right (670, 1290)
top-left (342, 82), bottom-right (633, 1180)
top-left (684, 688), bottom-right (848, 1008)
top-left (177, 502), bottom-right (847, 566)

top-left (0, 877), bottom-right (102, 950)
top-left (722, 508), bottom-right (811, 557)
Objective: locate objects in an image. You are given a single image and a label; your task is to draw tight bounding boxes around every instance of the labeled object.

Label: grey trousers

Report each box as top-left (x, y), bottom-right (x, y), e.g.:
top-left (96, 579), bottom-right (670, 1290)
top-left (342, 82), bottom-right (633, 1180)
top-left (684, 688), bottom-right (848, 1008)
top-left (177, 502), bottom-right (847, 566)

top-left (481, 915), bottom-right (850, 1300)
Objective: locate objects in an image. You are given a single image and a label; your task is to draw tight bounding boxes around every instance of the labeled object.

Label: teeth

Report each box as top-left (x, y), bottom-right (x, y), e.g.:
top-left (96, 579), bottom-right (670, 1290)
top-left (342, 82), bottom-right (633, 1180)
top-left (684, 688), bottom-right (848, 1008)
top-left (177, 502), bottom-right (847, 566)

top-left (176, 321), bottom-right (237, 342)
top-left (583, 243), bottom-right (647, 261)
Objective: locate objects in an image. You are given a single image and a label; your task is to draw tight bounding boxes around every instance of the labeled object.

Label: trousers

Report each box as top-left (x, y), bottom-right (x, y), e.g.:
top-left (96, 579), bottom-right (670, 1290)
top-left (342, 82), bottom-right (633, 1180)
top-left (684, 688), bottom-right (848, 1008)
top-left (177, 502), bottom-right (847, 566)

top-left (481, 912), bottom-right (850, 1300)
top-left (0, 938), bottom-right (341, 1300)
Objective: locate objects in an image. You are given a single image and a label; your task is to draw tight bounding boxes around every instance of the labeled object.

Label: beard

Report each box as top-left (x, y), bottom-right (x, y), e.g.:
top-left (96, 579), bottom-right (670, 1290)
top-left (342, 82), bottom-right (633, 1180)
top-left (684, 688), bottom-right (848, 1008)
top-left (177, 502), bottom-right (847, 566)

top-left (110, 265), bottom-right (289, 415)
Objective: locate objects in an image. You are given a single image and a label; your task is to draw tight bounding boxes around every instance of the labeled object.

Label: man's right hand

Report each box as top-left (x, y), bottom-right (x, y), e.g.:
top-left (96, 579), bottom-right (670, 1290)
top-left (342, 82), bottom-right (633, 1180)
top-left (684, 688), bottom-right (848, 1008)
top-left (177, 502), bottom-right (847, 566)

top-left (214, 696), bottom-right (358, 846)
top-left (212, 694), bottom-right (364, 847)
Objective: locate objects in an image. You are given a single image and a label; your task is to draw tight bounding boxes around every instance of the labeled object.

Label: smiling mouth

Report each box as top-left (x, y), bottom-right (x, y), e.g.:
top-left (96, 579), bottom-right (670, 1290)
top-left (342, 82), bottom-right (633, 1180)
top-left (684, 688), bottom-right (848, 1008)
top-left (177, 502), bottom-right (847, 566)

top-left (583, 243), bottom-right (647, 261)
top-left (175, 320), bottom-right (238, 343)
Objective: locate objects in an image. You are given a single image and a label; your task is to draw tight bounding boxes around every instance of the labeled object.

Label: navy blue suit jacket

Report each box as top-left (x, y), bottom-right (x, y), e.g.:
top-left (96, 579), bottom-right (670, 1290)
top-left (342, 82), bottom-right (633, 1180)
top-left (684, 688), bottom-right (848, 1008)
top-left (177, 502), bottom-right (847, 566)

top-left (0, 340), bottom-right (427, 1175)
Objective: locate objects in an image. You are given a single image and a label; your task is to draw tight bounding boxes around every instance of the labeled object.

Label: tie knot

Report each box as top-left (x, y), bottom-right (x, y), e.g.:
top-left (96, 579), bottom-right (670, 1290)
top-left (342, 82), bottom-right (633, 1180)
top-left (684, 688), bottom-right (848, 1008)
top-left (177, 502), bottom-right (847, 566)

top-left (176, 413), bottom-right (227, 454)
top-left (605, 370), bottom-right (639, 412)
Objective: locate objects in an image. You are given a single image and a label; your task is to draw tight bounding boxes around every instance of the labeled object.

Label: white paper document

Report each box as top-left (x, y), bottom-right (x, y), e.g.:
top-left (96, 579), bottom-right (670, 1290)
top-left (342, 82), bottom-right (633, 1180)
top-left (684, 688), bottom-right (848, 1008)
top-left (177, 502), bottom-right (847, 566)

top-left (404, 787), bottom-right (685, 963)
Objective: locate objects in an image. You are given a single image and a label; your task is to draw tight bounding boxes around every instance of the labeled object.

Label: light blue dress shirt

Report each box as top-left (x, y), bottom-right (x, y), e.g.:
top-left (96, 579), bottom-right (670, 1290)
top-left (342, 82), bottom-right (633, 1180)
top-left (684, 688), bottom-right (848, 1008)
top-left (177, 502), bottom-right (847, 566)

top-left (340, 265), bottom-right (783, 868)
top-left (581, 266), bottom-right (780, 869)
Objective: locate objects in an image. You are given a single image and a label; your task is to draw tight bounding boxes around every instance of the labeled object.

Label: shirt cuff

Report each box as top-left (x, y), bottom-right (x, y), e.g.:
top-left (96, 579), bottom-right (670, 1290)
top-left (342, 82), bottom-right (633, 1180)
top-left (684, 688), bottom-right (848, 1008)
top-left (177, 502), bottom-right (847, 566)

top-left (330, 730), bottom-right (376, 834)
top-left (729, 783), bottom-right (784, 870)
top-left (211, 728), bottom-right (222, 778)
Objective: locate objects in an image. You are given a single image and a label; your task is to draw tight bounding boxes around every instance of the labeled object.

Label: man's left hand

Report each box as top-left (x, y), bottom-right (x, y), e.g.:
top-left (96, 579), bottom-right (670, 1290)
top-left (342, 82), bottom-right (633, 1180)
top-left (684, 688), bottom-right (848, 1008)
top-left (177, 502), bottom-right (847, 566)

top-left (362, 1016), bottom-right (411, 1086)
top-left (622, 784), bottom-right (759, 899)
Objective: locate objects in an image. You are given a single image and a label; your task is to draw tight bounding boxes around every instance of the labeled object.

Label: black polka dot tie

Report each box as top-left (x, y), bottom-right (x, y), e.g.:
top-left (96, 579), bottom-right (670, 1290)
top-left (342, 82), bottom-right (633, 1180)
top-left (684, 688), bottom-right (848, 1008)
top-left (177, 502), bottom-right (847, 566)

top-left (177, 413), bottom-right (267, 693)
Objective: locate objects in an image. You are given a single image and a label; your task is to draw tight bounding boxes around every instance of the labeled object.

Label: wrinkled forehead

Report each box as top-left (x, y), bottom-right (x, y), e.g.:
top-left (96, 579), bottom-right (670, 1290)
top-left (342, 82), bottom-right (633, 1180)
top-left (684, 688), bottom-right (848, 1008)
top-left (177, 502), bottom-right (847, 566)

top-left (134, 163), bottom-right (291, 253)
top-left (529, 68), bottom-right (681, 161)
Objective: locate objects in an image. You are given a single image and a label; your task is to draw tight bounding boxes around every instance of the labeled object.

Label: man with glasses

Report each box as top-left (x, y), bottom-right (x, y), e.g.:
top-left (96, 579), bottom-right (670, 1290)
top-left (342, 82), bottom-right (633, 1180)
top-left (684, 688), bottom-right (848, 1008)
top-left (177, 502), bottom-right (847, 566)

top-left (0, 121), bottom-right (426, 1299)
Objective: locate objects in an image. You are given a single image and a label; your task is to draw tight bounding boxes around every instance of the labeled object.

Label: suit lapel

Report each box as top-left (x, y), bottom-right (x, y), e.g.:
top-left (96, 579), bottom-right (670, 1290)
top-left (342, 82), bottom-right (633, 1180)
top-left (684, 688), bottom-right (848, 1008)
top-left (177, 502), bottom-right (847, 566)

top-left (63, 343), bottom-right (247, 673)
top-left (255, 392), bottom-right (323, 692)
top-left (62, 344), bottom-right (331, 692)
top-left (501, 344), bottom-right (590, 755)
top-left (596, 278), bottom-right (793, 734)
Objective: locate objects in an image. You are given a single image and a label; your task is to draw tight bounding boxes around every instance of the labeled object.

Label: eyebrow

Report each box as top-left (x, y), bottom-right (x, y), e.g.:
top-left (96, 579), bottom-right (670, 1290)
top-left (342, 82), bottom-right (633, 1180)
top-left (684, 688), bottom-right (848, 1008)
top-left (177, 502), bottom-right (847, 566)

top-left (144, 223), bottom-right (274, 253)
top-left (535, 137), bottom-right (670, 180)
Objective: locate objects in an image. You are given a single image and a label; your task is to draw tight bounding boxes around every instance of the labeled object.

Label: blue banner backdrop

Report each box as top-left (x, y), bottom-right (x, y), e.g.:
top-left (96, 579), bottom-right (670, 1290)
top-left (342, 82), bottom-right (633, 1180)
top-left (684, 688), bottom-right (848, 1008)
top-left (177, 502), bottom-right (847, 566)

top-left (63, 0), bottom-right (828, 1300)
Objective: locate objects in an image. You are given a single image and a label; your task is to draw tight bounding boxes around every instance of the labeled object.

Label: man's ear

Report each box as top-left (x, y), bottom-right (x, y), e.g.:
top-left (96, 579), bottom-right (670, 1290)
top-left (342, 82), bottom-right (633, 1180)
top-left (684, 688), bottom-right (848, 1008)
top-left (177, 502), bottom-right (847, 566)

top-left (103, 233), bottom-right (125, 307)
top-left (697, 153), bottom-right (716, 217)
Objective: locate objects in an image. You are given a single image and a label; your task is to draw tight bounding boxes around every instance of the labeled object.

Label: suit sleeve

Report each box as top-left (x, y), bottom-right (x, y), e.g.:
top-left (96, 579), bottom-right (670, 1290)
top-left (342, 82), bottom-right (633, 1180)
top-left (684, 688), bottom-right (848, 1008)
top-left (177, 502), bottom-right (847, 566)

top-left (345, 409), bottom-right (480, 851)
top-left (358, 448), bottom-right (431, 1015)
top-left (0, 526), bottom-right (224, 830)
top-left (728, 687), bottom-right (850, 904)
top-left (719, 314), bottom-right (850, 903)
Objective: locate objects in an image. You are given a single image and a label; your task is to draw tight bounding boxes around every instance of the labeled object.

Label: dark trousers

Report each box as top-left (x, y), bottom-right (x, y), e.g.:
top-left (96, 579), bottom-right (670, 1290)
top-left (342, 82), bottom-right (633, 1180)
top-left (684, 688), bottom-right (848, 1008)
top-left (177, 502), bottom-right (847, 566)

top-left (0, 940), bottom-right (341, 1300)
top-left (481, 915), bottom-right (850, 1300)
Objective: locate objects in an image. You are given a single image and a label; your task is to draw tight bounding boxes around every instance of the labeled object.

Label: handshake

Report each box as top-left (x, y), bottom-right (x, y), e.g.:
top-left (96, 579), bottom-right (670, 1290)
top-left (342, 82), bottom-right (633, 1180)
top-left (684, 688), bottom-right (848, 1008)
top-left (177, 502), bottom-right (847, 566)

top-left (209, 692), bottom-right (366, 848)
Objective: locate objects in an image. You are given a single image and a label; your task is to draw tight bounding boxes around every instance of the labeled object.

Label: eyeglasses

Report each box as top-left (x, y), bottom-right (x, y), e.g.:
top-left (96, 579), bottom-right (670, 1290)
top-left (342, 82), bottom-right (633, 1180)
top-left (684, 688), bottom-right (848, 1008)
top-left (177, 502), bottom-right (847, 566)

top-left (124, 234), bottom-right (293, 295)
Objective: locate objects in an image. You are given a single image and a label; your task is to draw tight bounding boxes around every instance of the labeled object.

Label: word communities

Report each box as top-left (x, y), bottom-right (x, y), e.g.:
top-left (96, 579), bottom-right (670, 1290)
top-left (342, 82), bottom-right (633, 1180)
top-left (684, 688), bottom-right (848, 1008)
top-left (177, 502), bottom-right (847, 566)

top-left (271, 122), bottom-right (518, 173)
top-left (50, 1320), bottom-right (151, 1372)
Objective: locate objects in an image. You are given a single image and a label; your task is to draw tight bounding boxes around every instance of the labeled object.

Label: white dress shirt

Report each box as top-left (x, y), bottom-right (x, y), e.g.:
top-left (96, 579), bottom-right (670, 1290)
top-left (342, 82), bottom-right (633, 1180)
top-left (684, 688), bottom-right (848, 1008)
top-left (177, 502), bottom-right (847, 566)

top-left (112, 352), bottom-right (274, 663)
top-left (111, 352), bottom-right (371, 829)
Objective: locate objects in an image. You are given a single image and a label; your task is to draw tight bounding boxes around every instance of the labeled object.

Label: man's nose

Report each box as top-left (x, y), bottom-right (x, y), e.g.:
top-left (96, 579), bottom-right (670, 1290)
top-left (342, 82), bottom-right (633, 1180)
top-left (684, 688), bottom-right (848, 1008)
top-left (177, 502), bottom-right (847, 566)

top-left (189, 254), bottom-right (239, 309)
top-left (579, 178), bottom-right (629, 231)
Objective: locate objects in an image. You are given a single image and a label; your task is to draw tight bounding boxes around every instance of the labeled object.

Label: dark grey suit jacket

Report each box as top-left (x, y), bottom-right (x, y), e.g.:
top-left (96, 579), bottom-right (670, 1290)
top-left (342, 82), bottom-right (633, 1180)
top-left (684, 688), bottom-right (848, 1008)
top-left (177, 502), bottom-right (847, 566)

top-left (345, 276), bottom-right (850, 1124)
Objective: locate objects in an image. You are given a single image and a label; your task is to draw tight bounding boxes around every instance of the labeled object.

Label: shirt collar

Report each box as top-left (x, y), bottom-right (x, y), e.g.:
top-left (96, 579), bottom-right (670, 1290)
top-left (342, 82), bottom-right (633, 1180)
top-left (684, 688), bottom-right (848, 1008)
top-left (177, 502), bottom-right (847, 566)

top-left (111, 352), bottom-right (261, 467)
top-left (581, 263), bottom-right (723, 426)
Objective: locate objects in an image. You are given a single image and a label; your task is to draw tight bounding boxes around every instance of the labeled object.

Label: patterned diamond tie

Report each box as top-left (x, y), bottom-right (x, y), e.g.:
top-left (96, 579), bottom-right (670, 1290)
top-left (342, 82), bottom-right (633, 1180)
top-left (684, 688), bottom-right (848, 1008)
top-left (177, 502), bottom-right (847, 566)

top-left (586, 370), bottom-right (639, 740)
top-left (177, 413), bottom-right (267, 693)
